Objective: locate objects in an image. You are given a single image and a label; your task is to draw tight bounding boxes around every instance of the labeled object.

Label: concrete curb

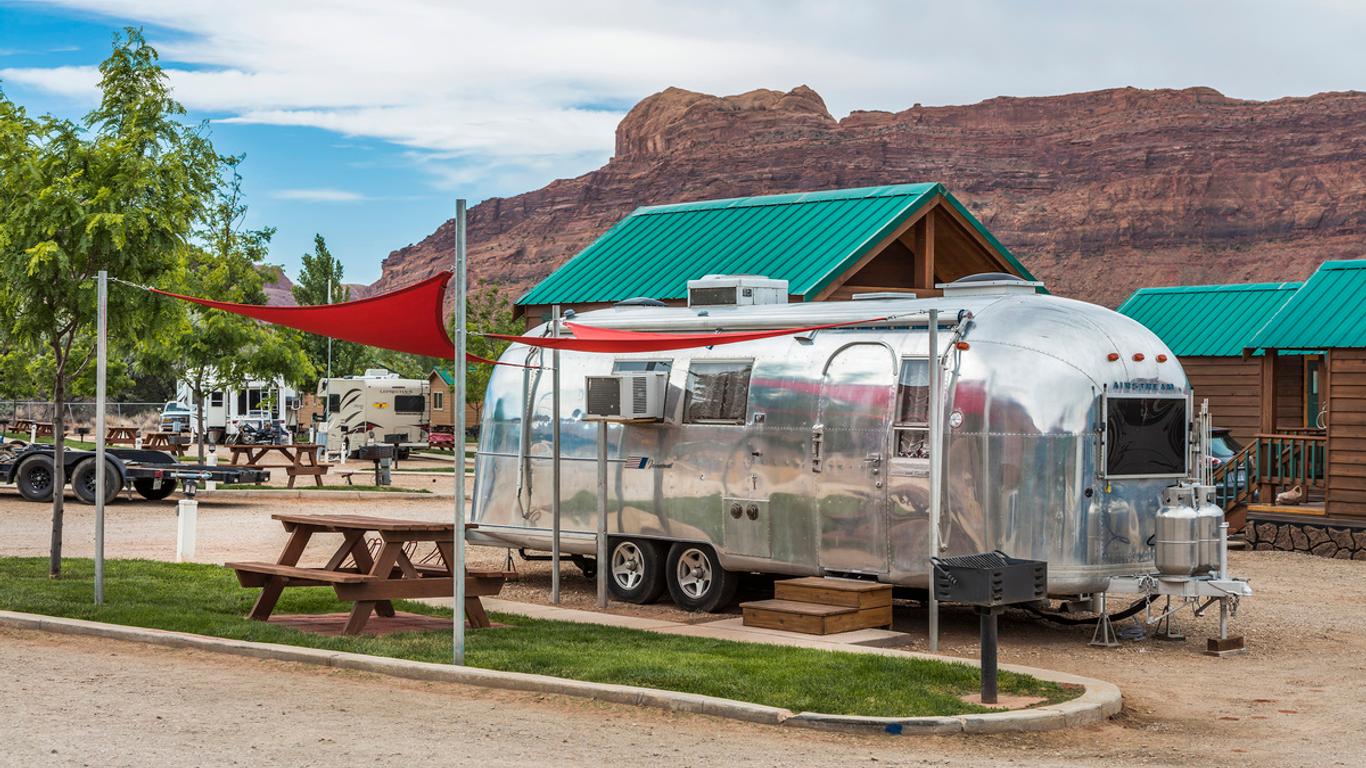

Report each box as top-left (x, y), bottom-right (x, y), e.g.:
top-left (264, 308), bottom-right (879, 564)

top-left (197, 489), bottom-right (448, 501)
top-left (0, 610), bottom-right (1120, 735)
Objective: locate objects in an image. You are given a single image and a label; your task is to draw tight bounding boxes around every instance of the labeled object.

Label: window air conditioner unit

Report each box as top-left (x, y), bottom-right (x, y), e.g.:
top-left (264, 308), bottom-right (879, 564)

top-left (686, 275), bottom-right (788, 307)
top-left (585, 373), bottom-right (668, 420)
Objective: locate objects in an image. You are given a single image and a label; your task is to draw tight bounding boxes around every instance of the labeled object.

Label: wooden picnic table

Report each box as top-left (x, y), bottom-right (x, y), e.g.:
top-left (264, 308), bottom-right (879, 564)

top-left (141, 431), bottom-right (191, 453)
top-left (105, 425), bottom-right (139, 445)
top-left (228, 513), bottom-right (505, 635)
top-left (226, 443), bottom-right (330, 487)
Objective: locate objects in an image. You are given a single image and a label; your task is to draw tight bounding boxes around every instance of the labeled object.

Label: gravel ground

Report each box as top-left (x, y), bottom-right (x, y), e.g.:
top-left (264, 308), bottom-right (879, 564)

top-left (3, 491), bottom-right (1365, 766)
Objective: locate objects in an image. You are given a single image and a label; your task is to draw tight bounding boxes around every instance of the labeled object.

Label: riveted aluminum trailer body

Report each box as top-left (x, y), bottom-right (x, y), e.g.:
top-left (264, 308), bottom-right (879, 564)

top-left (470, 288), bottom-right (1189, 594)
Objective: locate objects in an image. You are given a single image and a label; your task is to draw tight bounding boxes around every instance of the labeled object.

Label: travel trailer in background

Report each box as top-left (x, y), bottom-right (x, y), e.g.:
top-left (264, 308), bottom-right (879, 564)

top-left (172, 377), bottom-right (297, 442)
top-left (472, 273), bottom-right (1247, 617)
top-left (316, 369), bottom-right (429, 458)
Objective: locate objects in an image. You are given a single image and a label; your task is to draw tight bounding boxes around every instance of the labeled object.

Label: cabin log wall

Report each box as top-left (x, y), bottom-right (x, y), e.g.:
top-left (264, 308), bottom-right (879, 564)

top-left (1185, 357), bottom-right (1261, 444)
top-left (1327, 348), bottom-right (1366, 519)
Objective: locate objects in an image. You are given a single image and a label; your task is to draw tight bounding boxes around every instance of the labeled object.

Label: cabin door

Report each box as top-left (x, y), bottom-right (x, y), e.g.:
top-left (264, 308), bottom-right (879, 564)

top-left (814, 343), bottom-right (895, 574)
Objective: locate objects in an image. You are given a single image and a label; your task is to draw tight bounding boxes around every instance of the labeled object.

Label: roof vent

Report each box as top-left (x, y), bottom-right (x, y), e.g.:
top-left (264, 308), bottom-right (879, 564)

top-left (687, 275), bottom-right (788, 307)
top-left (614, 297), bottom-right (667, 308)
top-left (937, 273), bottom-right (1044, 297)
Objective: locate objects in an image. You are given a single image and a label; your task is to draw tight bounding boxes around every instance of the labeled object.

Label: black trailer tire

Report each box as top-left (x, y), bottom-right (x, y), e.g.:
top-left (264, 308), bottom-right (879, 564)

top-left (606, 538), bottom-right (667, 604)
top-left (133, 477), bottom-right (177, 501)
top-left (665, 542), bottom-right (739, 613)
top-left (15, 454), bottom-right (56, 502)
top-left (70, 458), bottom-right (121, 505)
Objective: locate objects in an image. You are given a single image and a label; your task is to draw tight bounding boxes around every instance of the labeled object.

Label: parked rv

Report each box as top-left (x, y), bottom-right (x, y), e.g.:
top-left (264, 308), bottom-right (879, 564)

top-left (316, 369), bottom-right (429, 458)
top-left (173, 377), bottom-right (297, 443)
top-left (472, 273), bottom-right (1199, 612)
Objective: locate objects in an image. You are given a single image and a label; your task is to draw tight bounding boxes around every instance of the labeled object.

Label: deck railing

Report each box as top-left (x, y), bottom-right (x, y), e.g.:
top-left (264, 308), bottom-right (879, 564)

top-left (1212, 432), bottom-right (1327, 512)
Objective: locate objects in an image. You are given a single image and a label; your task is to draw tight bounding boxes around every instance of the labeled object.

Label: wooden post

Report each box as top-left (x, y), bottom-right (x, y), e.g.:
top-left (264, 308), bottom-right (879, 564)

top-left (1259, 349), bottom-right (1279, 502)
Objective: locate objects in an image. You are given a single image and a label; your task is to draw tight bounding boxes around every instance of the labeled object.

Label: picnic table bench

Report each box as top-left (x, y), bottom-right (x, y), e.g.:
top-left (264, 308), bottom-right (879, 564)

top-left (105, 425), bottom-right (139, 445)
top-left (142, 431), bottom-right (191, 453)
top-left (227, 443), bottom-right (330, 488)
top-left (228, 513), bottom-right (505, 635)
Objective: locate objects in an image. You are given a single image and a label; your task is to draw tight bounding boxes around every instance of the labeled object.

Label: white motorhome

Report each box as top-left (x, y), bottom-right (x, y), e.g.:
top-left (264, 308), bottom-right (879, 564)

top-left (316, 369), bottom-right (429, 457)
top-left (173, 376), bottom-right (297, 440)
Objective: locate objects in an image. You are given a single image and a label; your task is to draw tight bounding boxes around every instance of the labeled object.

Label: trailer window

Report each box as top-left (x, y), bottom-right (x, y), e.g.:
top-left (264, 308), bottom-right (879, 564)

top-left (895, 359), bottom-right (931, 459)
top-left (1105, 397), bottom-right (1188, 477)
top-left (613, 360), bottom-right (672, 374)
top-left (684, 361), bottom-right (752, 424)
top-left (394, 395), bottom-right (426, 414)
top-left (210, 391), bottom-right (224, 407)
top-left (327, 394), bottom-right (341, 413)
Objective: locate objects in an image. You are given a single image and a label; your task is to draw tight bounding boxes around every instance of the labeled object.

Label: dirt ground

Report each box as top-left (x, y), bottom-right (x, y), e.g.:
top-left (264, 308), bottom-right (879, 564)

top-left (3, 490), bottom-right (1366, 766)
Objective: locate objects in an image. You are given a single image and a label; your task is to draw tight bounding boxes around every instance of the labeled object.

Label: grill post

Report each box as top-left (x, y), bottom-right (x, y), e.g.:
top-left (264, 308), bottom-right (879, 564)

top-left (978, 607), bottom-right (1000, 704)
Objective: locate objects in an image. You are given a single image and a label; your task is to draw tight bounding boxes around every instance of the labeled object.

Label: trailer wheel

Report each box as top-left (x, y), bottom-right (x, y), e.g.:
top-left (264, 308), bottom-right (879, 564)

top-left (607, 538), bottom-right (667, 604)
top-left (133, 477), bottom-right (177, 501)
top-left (15, 454), bottom-right (56, 502)
top-left (665, 543), bottom-right (739, 613)
top-left (71, 458), bottom-right (121, 505)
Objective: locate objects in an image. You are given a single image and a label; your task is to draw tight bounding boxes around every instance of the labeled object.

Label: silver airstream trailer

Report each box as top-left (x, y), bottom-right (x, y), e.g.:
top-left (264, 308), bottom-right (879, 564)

top-left (470, 274), bottom-right (1195, 612)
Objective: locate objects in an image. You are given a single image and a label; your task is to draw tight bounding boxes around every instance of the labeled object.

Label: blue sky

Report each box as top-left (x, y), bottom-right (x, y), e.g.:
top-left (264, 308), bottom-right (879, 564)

top-left (2, 1), bottom-right (1363, 286)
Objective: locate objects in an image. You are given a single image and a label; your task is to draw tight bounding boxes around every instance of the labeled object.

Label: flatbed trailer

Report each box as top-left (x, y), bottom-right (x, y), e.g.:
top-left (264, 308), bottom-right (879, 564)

top-left (0, 443), bottom-right (270, 504)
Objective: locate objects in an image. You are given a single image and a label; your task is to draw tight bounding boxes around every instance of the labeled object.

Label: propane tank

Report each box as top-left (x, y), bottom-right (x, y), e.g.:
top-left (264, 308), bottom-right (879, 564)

top-left (1194, 484), bottom-right (1224, 575)
top-left (1155, 485), bottom-right (1199, 577)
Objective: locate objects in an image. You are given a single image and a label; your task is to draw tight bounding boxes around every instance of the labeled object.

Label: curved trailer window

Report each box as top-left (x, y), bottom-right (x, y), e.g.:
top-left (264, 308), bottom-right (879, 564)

top-left (1105, 396), bottom-right (1188, 478)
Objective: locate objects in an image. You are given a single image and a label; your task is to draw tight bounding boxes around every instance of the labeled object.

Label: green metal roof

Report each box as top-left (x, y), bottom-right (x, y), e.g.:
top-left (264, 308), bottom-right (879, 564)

top-left (1117, 281), bottom-right (1301, 357)
top-left (431, 368), bottom-right (453, 386)
top-left (517, 183), bottom-right (1035, 307)
top-left (1248, 259), bottom-right (1366, 351)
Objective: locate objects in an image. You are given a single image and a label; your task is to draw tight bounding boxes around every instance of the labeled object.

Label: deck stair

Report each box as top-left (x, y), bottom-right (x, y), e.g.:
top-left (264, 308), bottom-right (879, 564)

top-left (740, 577), bottom-right (893, 635)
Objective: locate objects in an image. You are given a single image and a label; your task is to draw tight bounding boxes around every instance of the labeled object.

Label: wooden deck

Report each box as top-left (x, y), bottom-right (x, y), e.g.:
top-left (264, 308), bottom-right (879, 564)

top-left (1246, 502), bottom-right (1327, 517)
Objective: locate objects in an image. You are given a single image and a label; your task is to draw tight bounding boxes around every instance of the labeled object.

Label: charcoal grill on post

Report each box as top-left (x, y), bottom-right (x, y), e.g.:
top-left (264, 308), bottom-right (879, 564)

top-left (932, 551), bottom-right (1047, 704)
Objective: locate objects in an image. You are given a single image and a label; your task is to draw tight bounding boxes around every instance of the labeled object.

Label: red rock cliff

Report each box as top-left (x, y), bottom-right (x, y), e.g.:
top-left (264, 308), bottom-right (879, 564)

top-left (371, 85), bottom-right (1366, 307)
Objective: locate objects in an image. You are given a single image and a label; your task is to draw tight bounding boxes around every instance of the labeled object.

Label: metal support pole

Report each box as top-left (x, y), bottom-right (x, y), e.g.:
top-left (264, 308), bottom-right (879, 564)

top-left (927, 309), bottom-right (941, 652)
top-left (979, 608), bottom-right (998, 704)
top-left (326, 278), bottom-right (333, 380)
top-left (596, 419), bottom-right (609, 609)
top-left (453, 199), bottom-right (468, 665)
top-left (551, 305), bottom-right (562, 604)
top-left (94, 270), bottom-right (107, 605)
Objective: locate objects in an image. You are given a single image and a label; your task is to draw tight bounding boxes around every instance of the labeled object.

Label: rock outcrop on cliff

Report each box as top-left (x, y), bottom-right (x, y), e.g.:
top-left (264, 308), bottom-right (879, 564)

top-left (370, 85), bottom-right (1365, 307)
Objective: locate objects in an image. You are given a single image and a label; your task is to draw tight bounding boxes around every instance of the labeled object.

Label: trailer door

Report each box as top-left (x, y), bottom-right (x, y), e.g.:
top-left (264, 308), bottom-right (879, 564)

top-left (814, 343), bottom-right (894, 574)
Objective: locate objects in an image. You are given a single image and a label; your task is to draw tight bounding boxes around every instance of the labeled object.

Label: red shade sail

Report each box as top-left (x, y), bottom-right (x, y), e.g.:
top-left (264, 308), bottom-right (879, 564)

top-left (486, 316), bottom-right (887, 353)
top-left (154, 273), bottom-right (458, 359)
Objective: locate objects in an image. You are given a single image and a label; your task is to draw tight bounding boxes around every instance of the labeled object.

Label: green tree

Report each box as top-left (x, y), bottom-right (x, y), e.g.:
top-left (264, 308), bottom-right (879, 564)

top-left (292, 234), bottom-right (364, 384)
top-left (0, 29), bottom-right (219, 577)
top-left (149, 155), bottom-right (314, 462)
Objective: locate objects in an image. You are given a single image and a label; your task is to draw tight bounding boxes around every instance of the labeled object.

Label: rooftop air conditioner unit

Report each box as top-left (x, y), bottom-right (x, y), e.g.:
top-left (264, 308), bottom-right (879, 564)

top-left (687, 275), bottom-right (788, 308)
top-left (585, 373), bottom-right (668, 420)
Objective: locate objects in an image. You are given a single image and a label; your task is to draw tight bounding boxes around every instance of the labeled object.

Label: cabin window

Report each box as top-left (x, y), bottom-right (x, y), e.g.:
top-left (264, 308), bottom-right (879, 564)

top-left (894, 359), bottom-right (931, 459)
top-left (1105, 396), bottom-right (1188, 477)
top-left (612, 359), bottom-right (672, 375)
top-left (433, 391), bottom-right (445, 411)
top-left (684, 361), bottom-right (752, 424)
top-left (394, 395), bottom-right (426, 414)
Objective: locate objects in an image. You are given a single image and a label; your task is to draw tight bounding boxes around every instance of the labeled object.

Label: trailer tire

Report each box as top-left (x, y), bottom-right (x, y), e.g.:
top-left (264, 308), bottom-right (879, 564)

top-left (133, 477), bottom-right (177, 501)
top-left (71, 458), bottom-right (121, 505)
top-left (607, 538), bottom-right (667, 604)
top-left (15, 454), bottom-right (56, 502)
top-left (665, 543), bottom-right (739, 613)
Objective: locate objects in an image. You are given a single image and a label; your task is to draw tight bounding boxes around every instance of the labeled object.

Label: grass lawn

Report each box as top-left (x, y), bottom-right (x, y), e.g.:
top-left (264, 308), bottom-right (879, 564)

top-left (215, 483), bottom-right (430, 493)
top-left (0, 558), bottom-right (1076, 717)
top-left (3, 432), bottom-right (97, 450)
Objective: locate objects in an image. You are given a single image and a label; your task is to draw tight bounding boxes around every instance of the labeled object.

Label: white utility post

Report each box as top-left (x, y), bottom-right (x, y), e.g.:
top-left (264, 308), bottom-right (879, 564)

top-left (94, 270), bottom-right (108, 604)
top-left (326, 278), bottom-right (333, 380)
top-left (596, 419), bottom-right (609, 609)
top-left (452, 198), bottom-right (469, 665)
top-left (175, 496), bottom-right (198, 562)
top-left (551, 304), bottom-right (563, 604)
top-left (927, 308), bottom-right (942, 652)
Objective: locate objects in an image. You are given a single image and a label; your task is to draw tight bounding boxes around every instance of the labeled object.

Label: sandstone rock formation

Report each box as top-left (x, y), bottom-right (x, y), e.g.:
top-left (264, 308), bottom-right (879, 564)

top-left (370, 85), bottom-right (1366, 307)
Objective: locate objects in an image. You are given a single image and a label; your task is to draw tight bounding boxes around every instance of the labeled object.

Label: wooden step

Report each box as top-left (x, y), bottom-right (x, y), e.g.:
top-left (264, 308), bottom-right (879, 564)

top-left (774, 576), bottom-right (893, 609)
top-left (740, 598), bottom-right (892, 635)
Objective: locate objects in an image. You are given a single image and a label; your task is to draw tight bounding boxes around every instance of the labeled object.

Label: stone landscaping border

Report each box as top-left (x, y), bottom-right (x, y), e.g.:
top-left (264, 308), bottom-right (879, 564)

top-left (0, 610), bottom-right (1121, 735)
top-left (1246, 514), bottom-right (1366, 560)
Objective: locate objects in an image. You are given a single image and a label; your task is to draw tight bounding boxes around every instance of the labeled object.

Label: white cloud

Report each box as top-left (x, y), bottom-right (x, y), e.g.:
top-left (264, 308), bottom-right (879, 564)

top-left (271, 188), bottom-right (367, 203)
top-left (6, 1), bottom-right (1365, 193)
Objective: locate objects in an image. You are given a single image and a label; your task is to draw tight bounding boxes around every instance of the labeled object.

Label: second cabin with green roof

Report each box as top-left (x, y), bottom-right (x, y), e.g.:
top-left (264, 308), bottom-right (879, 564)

top-left (516, 183), bottom-right (1037, 324)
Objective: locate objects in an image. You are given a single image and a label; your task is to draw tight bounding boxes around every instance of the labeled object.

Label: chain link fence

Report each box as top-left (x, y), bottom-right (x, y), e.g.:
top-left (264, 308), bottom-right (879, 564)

top-left (0, 401), bottom-right (165, 433)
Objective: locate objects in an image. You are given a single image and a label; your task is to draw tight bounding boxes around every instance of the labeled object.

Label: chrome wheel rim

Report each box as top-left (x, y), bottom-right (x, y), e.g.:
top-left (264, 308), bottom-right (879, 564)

top-left (675, 548), bottom-right (712, 599)
top-left (611, 541), bottom-right (646, 591)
